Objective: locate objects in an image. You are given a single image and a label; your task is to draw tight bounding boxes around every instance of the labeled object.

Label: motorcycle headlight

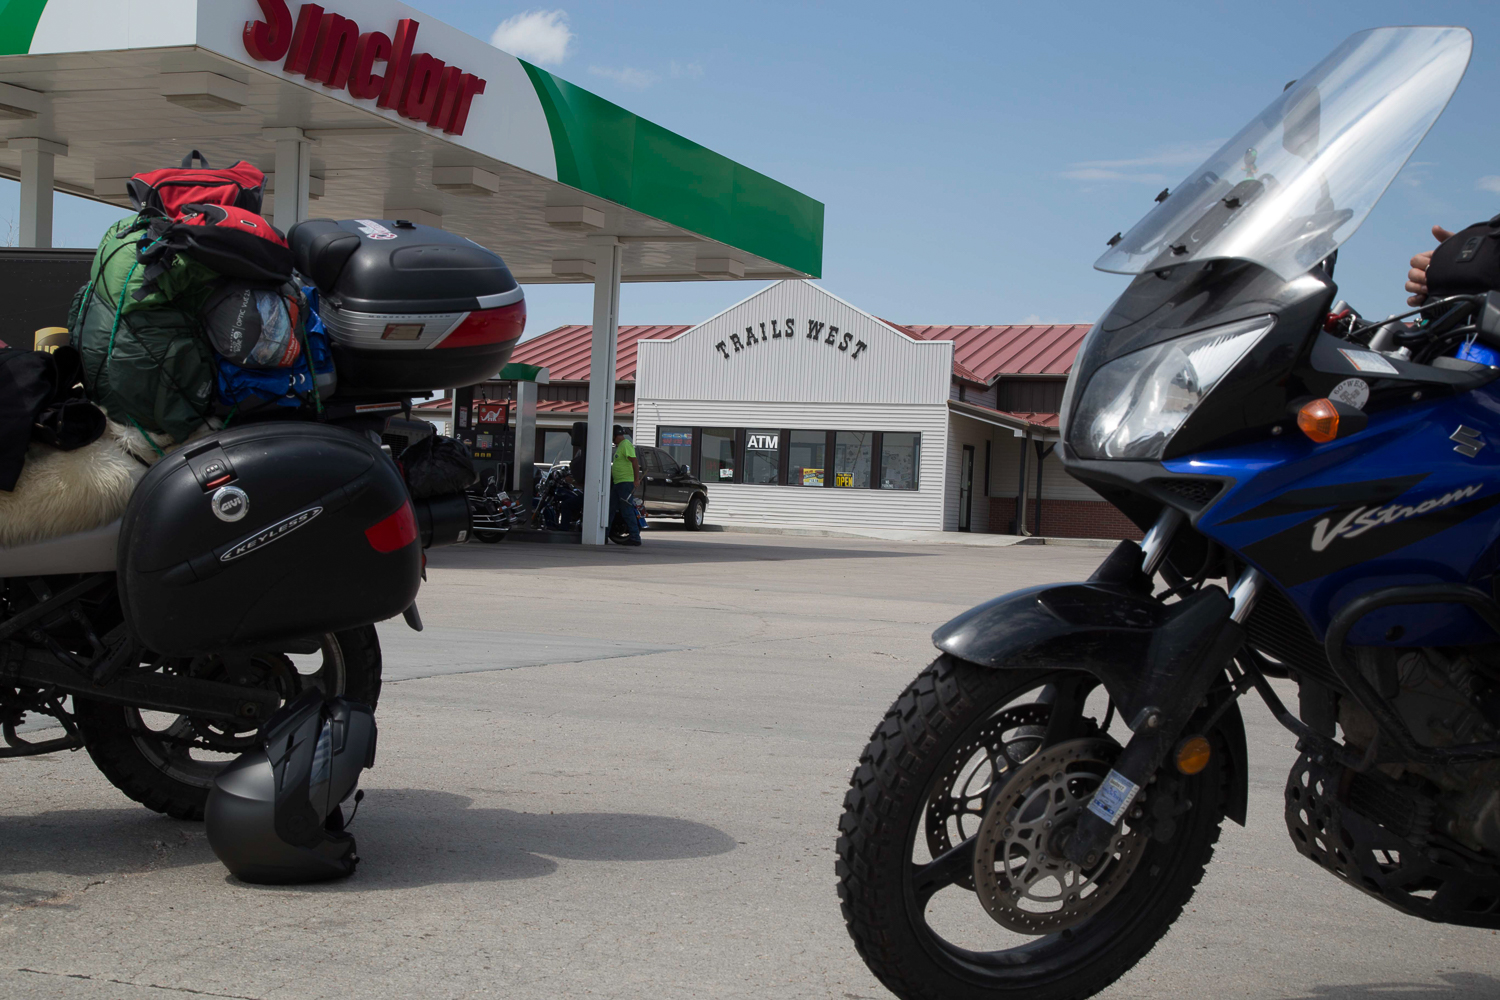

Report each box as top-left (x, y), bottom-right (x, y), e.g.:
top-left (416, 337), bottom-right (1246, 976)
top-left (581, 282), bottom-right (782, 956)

top-left (1069, 315), bottom-right (1275, 460)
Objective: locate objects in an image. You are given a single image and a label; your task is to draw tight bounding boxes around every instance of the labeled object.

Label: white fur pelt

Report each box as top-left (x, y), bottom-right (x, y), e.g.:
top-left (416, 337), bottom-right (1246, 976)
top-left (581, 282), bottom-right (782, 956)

top-left (0, 417), bottom-right (216, 547)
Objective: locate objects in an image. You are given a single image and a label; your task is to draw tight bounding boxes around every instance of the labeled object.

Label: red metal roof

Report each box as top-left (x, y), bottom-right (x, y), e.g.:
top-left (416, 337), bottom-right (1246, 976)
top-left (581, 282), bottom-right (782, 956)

top-left (411, 397), bottom-right (633, 416)
top-left (1003, 410), bottom-right (1061, 428)
top-left (509, 325), bottom-right (692, 382)
top-left (534, 399), bottom-right (634, 416)
top-left (515, 321), bottom-right (1089, 385)
top-left (949, 399), bottom-right (1062, 432)
top-left (897, 323), bottom-right (1092, 381)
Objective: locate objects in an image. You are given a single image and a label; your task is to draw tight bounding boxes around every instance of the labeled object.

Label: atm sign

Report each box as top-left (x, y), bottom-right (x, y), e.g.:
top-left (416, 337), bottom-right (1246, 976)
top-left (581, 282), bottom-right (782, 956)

top-left (243, 2), bottom-right (487, 136)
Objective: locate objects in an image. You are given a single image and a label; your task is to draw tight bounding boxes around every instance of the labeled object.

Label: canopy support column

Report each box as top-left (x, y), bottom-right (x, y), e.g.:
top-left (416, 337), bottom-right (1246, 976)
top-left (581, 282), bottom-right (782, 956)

top-left (1014, 429), bottom-right (1032, 536)
top-left (13, 138), bottom-right (65, 248)
top-left (513, 380), bottom-right (537, 503)
top-left (581, 237), bottom-right (622, 546)
top-left (265, 127), bottom-right (314, 231)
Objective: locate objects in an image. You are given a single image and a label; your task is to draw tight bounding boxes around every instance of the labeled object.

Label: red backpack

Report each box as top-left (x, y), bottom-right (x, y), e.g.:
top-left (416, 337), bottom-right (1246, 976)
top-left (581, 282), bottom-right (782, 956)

top-left (127, 150), bottom-right (265, 219)
top-left (134, 203), bottom-right (294, 303)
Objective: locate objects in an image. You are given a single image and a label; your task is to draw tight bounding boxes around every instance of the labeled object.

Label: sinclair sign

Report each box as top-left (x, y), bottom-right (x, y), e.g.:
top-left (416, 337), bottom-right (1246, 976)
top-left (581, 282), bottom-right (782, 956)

top-left (242, 2), bottom-right (487, 135)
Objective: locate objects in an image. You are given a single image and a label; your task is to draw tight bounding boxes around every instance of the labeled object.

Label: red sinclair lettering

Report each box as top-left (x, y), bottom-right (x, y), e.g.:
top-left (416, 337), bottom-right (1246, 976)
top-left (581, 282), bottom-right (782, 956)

top-left (243, 0), bottom-right (294, 61)
top-left (243, 2), bottom-right (486, 136)
top-left (283, 3), bottom-right (322, 76)
top-left (348, 30), bottom-right (391, 101)
top-left (377, 17), bottom-right (418, 111)
top-left (308, 12), bottom-right (359, 89)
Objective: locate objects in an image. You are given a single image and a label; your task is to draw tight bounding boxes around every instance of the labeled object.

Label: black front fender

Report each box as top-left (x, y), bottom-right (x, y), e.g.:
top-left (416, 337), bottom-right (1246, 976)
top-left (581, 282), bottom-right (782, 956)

top-left (932, 580), bottom-right (1249, 826)
top-left (932, 582), bottom-right (1166, 706)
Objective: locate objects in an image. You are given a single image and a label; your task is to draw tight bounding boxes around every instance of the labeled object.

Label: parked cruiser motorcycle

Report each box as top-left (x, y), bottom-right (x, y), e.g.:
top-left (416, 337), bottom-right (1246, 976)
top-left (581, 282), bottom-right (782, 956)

top-left (531, 463), bottom-right (584, 531)
top-left (838, 27), bottom-right (1499, 1000)
top-left (0, 217), bottom-right (524, 820)
top-left (467, 475), bottom-right (522, 542)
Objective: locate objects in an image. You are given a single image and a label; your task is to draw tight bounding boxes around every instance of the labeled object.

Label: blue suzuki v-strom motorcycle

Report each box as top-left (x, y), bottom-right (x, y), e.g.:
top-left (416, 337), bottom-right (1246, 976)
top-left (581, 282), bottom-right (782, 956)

top-left (838, 26), bottom-right (1498, 1000)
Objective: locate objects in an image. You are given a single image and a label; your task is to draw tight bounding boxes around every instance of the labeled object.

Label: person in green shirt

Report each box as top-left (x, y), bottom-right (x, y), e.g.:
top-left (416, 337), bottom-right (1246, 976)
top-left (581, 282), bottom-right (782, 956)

top-left (609, 425), bottom-right (642, 546)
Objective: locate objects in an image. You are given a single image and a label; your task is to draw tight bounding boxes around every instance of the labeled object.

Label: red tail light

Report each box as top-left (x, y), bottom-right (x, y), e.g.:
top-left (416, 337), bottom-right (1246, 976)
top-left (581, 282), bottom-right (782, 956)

top-left (433, 301), bottom-right (526, 349)
top-left (365, 501), bottom-right (418, 553)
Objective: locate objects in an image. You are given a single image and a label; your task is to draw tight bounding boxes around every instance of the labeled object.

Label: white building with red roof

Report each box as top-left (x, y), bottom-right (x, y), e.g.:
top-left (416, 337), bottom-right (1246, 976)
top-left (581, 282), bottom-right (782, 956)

top-left (437, 280), bottom-right (1141, 539)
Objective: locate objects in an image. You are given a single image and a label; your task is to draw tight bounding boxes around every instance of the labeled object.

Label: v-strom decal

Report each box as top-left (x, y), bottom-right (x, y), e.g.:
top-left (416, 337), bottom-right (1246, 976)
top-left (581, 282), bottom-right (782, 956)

top-left (1222, 474), bottom-right (1428, 523)
top-left (1309, 484), bottom-right (1484, 552)
top-left (1241, 486), bottom-right (1500, 586)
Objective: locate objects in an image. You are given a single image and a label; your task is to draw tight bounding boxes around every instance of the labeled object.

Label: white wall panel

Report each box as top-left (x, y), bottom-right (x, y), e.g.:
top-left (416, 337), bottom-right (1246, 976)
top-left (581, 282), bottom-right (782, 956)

top-left (634, 400), bottom-right (948, 530)
top-left (636, 281), bottom-right (951, 407)
top-left (984, 427), bottom-right (1105, 503)
top-left (944, 416), bottom-right (1001, 532)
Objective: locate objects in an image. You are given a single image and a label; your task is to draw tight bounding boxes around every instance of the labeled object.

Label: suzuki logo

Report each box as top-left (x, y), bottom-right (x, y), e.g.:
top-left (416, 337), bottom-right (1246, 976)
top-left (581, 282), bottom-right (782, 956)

top-left (1451, 425), bottom-right (1485, 458)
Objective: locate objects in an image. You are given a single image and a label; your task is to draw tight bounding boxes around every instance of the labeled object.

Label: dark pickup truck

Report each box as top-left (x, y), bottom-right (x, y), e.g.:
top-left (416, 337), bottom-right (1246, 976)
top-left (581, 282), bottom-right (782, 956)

top-left (635, 445), bottom-right (709, 530)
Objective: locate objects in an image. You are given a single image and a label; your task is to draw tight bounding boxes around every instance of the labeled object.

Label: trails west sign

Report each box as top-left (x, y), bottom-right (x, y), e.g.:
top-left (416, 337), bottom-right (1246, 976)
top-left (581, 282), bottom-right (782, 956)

top-left (244, 2), bottom-right (487, 135)
top-left (714, 318), bottom-right (868, 361)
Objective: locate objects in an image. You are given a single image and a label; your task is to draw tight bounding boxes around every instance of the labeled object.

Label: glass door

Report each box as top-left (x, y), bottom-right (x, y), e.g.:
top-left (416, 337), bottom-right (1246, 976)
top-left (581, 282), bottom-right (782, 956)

top-left (959, 445), bottom-right (975, 532)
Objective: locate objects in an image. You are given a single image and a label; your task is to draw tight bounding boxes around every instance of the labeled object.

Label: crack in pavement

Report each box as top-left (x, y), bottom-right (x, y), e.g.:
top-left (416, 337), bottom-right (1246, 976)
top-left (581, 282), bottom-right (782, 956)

top-left (3, 827), bottom-right (203, 918)
top-left (17, 968), bottom-right (266, 999)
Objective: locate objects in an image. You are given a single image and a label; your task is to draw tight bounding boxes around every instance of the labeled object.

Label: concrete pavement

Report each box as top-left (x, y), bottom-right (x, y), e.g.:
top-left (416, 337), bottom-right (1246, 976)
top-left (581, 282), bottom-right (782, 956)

top-left (1, 533), bottom-right (1497, 999)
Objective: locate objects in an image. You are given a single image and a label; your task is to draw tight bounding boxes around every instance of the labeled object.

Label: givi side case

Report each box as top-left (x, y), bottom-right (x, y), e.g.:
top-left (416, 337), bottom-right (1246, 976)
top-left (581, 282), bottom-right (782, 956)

top-left (119, 423), bottom-right (421, 656)
top-left (289, 218), bottom-right (525, 392)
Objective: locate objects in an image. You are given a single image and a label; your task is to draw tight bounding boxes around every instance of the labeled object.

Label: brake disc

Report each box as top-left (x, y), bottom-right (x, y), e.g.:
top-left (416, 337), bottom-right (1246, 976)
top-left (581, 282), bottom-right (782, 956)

top-left (924, 703), bottom-right (1050, 890)
top-left (971, 737), bottom-right (1146, 934)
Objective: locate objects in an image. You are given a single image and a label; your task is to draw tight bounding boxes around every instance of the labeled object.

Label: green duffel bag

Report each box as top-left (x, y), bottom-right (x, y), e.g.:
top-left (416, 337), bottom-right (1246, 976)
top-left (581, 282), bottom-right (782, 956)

top-left (72, 216), bottom-right (221, 443)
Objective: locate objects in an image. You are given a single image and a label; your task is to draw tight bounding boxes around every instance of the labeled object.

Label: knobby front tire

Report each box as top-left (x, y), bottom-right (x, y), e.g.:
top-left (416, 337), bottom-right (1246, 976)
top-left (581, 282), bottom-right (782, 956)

top-left (836, 654), bottom-right (1227, 1000)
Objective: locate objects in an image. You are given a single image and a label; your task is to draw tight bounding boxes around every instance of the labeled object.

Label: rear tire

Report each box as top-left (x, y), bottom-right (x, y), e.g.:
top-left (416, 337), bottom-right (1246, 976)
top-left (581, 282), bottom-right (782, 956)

top-left (684, 495), bottom-right (706, 531)
top-left (74, 626), bottom-right (382, 821)
top-left (836, 655), bottom-right (1225, 1000)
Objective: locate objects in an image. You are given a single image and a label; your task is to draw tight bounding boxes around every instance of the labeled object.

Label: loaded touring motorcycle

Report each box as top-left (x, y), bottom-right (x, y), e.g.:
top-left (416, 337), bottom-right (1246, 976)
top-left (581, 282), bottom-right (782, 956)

top-left (838, 26), bottom-right (1500, 1000)
top-left (0, 213), bottom-right (524, 821)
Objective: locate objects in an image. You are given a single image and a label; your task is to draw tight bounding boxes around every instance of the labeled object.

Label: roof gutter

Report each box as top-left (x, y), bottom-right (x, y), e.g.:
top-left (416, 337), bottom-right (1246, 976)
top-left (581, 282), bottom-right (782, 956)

top-left (948, 400), bottom-right (1060, 441)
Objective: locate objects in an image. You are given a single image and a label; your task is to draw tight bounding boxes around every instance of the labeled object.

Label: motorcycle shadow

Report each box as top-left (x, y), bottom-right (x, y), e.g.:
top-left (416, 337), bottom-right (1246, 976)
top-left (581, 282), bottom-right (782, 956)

top-left (233, 788), bottom-right (738, 892)
top-left (1285, 973), bottom-right (1500, 999)
top-left (0, 807), bottom-right (207, 908)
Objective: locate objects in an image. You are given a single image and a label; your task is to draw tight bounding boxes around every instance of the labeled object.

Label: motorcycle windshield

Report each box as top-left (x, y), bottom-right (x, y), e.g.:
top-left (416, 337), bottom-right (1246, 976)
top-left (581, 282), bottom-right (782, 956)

top-left (1094, 26), bottom-right (1471, 280)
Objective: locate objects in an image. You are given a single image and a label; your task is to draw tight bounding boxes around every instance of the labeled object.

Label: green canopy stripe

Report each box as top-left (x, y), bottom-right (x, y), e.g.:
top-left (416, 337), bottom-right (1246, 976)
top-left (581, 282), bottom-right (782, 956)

top-left (520, 60), bottom-right (823, 278)
top-left (0, 0), bottom-right (49, 55)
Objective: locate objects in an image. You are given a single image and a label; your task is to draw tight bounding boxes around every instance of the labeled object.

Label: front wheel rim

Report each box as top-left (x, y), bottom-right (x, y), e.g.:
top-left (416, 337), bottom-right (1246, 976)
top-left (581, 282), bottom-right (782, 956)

top-left (902, 672), bottom-right (1146, 982)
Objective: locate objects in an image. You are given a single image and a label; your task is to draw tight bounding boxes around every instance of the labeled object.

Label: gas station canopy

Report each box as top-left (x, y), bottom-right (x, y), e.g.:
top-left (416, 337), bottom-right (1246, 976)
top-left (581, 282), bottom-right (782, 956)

top-left (0, 0), bottom-right (824, 281)
top-left (0, 0), bottom-right (823, 546)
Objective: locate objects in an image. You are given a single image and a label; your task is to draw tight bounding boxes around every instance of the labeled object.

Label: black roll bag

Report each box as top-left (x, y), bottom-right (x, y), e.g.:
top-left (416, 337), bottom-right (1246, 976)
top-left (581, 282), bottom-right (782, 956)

top-left (118, 422), bottom-right (422, 656)
top-left (288, 218), bottom-right (526, 392)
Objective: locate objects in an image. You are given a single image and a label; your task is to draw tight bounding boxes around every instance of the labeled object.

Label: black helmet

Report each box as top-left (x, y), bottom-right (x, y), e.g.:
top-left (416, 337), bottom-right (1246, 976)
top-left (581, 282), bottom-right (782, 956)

top-left (205, 691), bottom-right (377, 884)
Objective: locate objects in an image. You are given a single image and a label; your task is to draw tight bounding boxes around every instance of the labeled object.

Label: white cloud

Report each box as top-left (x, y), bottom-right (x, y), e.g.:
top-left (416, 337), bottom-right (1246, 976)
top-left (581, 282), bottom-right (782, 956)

top-left (670, 60), bottom-right (704, 79)
top-left (1063, 139), bottom-right (1224, 184)
top-left (588, 65), bottom-right (657, 90)
top-left (491, 9), bottom-right (573, 66)
top-left (1478, 176), bottom-right (1500, 193)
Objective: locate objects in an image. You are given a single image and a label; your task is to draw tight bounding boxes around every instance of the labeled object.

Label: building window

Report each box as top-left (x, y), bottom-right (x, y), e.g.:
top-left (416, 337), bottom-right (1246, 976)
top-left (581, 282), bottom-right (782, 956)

top-left (788, 430), bottom-right (826, 487)
top-left (744, 429), bottom-right (781, 485)
top-left (657, 426), bottom-right (694, 470)
top-left (879, 432), bottom-right (920, 490)
top-left (540, 430), bottom-right (573, 465)
top-left (701, 427), bottom-right (737, 483)
top-left (834, 431), bottom-right (874, 488)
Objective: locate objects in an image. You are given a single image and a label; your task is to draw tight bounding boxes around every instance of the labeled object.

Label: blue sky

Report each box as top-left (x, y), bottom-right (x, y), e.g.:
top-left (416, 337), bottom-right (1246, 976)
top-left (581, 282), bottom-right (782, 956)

top-left (27, 1), bottom-right (1500, 339)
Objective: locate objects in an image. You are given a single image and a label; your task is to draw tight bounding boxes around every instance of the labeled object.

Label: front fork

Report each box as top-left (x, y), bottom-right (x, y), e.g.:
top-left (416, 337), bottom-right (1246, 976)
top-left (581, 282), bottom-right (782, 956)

top-left (1063, 508), bottom-right (1262, 867)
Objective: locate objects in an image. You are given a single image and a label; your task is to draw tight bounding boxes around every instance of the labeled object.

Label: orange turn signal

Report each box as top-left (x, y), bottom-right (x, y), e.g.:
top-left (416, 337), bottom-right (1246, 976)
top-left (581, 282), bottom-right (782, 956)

top-left (1297, 398), bottom-right (1340, 443)
top-left (1175, 735), bottom-right (1213, 776)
